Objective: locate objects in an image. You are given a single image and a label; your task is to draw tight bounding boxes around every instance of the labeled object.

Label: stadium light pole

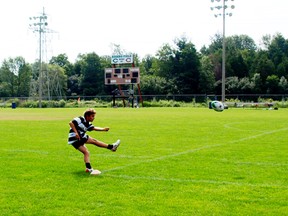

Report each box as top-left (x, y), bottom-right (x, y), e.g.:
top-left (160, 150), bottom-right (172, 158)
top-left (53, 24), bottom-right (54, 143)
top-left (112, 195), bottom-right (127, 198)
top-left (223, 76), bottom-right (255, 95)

top-left (210, 0), bottom-right (235, 103)
top-left (29, 8), bottom-right (48, 108)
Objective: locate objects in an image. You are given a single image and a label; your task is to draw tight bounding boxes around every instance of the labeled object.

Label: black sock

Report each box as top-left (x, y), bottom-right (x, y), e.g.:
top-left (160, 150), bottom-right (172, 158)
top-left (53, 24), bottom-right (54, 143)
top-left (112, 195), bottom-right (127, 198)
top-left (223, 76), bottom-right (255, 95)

top-left (107, 144), bottom-right (113, 149)
top-left (86, 163), bottom-right (92, 169)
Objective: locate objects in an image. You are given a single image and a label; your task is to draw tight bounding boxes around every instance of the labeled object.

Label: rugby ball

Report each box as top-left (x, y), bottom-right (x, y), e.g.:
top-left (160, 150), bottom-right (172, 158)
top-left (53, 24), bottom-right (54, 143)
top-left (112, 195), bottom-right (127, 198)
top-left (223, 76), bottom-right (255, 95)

top-left (210, 101), bottom-right (224, 112)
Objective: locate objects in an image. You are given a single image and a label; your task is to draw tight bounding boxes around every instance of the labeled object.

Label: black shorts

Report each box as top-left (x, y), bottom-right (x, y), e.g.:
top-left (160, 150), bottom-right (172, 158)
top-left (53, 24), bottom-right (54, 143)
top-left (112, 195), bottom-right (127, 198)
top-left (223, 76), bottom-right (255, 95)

top-left (71, 136), bottom-right (89, 149)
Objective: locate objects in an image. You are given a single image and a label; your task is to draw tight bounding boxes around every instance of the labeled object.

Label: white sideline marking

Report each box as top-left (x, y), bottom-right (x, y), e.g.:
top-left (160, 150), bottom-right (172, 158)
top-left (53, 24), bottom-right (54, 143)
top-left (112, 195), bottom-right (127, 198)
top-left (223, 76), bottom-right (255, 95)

top-left (2, 149), bottom-right (49, 155)
top-left (104, 127), bottom-right (288, 173)
top-left (233, 161), bottom-right (288, 167)
top-left (103, 174), bottom-right (288, 189)
top-left (104, 144), bottom-right (223, 172)
top-left (228, 127), bottom-right (288, 143)
top-left (224, 122), bottom-right (265, 132)
top-left (93, 153), bottom-right (152, 159)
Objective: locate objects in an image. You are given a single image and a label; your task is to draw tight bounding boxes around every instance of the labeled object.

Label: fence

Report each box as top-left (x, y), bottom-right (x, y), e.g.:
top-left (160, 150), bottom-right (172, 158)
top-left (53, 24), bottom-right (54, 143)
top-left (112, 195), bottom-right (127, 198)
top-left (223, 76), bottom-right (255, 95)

top-left (1, 94), bottom-right (288, 102)
top-left (1, 94), bottom-right (288, 107)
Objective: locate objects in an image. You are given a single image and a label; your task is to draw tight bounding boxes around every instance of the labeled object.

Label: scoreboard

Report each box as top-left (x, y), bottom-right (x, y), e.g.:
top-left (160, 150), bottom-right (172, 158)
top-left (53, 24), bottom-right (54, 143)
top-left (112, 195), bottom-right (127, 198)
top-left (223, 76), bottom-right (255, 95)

top-left (105, 67), bottom-right (140, 85)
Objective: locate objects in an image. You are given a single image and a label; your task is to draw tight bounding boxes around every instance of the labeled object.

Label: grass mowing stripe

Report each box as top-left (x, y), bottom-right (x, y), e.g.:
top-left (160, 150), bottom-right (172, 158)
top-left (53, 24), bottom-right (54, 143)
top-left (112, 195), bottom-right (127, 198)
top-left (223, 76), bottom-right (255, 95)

top-left (232, 161), bottom-right (288, 167)
top-left (103, 126), bottom-right (288, 173)
top-left (2, 149), bottom-right (49, 155)
top-left (224, 122), bottom-right (267, 132)
top-left (104, 174), bottom-right (288, 189)
top-left (1, 108), bottom-right (287, 215)
top-left (227, 127), bottom-right (288, 143)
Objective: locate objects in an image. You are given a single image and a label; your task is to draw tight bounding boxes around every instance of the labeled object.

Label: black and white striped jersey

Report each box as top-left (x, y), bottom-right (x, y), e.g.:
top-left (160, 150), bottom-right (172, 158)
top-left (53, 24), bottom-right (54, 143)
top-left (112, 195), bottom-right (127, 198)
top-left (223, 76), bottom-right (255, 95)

top-left (68, 116), bottom-right (94, 144)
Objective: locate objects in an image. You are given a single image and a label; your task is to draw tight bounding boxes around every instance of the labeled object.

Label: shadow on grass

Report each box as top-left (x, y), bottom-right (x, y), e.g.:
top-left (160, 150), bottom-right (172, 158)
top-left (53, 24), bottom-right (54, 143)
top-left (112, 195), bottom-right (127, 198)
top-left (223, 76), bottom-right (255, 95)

top-left (72, 170), bottom-right (89, 177)
top-left (71, 170), bottom-right (103, 178)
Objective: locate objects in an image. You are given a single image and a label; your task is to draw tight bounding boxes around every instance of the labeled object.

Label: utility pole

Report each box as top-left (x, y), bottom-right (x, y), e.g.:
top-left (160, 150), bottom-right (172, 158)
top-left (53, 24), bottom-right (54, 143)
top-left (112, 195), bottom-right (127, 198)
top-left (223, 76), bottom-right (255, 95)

top-left (29, 8), bottom-right (48, 108)
top-left (210, 0), bottom-right (235, 103)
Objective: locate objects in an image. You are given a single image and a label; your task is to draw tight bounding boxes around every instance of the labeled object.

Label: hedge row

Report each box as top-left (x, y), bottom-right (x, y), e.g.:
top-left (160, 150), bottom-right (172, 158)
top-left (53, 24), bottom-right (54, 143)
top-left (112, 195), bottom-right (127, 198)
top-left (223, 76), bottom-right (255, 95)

top-left (0, 98), bottom-right (287, 108)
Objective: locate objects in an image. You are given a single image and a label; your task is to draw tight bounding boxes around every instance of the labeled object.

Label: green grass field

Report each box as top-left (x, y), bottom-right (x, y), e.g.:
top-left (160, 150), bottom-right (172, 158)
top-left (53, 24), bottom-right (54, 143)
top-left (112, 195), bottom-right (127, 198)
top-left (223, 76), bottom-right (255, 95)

top-left (0, 107), bottom-right (287, 215)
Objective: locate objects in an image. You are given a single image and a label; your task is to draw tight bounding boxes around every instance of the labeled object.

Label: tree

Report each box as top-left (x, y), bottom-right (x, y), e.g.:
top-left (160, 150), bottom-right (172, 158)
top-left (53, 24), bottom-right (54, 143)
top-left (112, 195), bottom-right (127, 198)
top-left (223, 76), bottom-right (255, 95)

top-left (226, 77), bottom-right (239, 94)
top-left (265, 34), bottom-right (288, 79)
top-left (279, 76), bottom-right (288, 93)
top-left (46, 64), bottom-right (67, 98)
top-left (205, 34), bottom-right (256, 83)
top-left (17, 60), bottom-right (31, 97)
top-left (50, 54), bottom-right (74, 76)
top-left (206, 33), bottom-right (223, 54)
top-left (250, 73), bottom-right (263, 94)
top-left (268, 33), bottom-right (288, 67)
top-left (100, 55), bottom-right (112, 69)
top-left (0, 59), bottom-right (17, 96)
top-left (226, 35), bottom-right (257, 52)
top-left (173, 37), bottom-right (201, 94)
top-left (251, 50), bottom-right (275, 84)
top-left (225, 76), bottom-right (253, 94)
top-left (156, 43), bottom-right (175, 78)
top-left (276, 56), bottom-right (288, 78)
top-left (238, 77), bottom-right (253, 94)
top-left (0, 82), bottom-right (10, 97)
top-left (226, 52), bottom-right (248, 78)
top-left (199, 56), bottom-right (215, 94)
top-left (0, 57), bottom-right (31, 97)
top-left (156, 37), bottom-right (201, 94)
top-left (140, 55), bottom-right (160, 76)
top-left (260, 34), bottom-right (272, 50)
top-left (67, 74), bottom-right (82, 96)
top-left (266, 75), bottom-right (280, 94)
top-left (140, 75), bottom-right (168, 95)
top-left (77, 52), bottom-right (104, 96)
top-left (49, 54), bottom-right (73, 97)
top-left (202, 34), bottom-right (223, 81)
top-left (225, 35), bottom-right (256, 78)
top-left (156, 43), bottom-right (178, 94)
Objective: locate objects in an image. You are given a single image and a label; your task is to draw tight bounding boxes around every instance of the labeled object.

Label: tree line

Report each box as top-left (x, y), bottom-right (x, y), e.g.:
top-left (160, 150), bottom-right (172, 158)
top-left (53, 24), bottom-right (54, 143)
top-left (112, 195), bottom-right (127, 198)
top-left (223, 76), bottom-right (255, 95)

top-left (0, 33), bottom-right (288, 99)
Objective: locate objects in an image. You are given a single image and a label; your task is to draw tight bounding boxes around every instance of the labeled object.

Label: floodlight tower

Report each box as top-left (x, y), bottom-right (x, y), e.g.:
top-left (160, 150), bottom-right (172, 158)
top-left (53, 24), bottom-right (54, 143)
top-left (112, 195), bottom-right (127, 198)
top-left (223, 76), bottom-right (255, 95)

top-left (29, 8), bottom-right (48, 108)
top-left (210, 0), bottom-right (235, 102)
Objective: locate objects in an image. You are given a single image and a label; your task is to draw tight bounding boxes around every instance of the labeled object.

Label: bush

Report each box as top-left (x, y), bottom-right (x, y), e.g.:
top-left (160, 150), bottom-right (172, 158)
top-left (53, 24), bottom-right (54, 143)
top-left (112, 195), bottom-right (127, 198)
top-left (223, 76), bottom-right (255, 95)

top-left (1, 97), bottom-right (288, 108)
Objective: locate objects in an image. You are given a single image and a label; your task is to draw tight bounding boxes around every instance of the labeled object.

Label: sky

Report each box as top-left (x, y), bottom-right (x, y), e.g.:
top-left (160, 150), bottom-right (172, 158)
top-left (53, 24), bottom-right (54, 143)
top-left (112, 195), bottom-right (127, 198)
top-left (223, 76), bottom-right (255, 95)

top-left (0, 0), bottom-right (287, 63)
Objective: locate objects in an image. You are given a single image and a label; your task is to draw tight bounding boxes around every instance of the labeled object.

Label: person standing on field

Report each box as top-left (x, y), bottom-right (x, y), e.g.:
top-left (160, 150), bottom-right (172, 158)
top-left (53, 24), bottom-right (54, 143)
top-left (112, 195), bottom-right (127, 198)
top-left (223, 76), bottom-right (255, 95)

top-left (68, 108), bottom-right (120, 175)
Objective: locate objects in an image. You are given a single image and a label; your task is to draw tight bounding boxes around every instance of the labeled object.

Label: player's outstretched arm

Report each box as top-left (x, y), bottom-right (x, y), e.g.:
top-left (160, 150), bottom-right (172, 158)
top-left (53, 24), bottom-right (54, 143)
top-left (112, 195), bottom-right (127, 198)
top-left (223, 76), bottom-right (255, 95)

top-left (93, 127), bottom-right (109, 132)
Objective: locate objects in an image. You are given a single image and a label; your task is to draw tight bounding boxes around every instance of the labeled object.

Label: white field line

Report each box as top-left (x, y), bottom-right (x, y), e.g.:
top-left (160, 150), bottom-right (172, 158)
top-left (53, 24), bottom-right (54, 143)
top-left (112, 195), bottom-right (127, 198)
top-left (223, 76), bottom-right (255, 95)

top-left (103, 144), bottom-right (223, 172)
top-left (224, 122), bottom-right (265, 132)
top-left (103, 127), bottom-right (288, 173)
top-left (103, 174), bottom-right (288, 189)
top-left (2, 149), bottom-right (49, 155)
top-left (91, 153), bottom-right (152, 159)
top-left (228, 127), bottom-right (288, 143)
top-left (232, 161), bottom-right (288, 167)
top-left (103, 128), bottom-right (288, 172)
